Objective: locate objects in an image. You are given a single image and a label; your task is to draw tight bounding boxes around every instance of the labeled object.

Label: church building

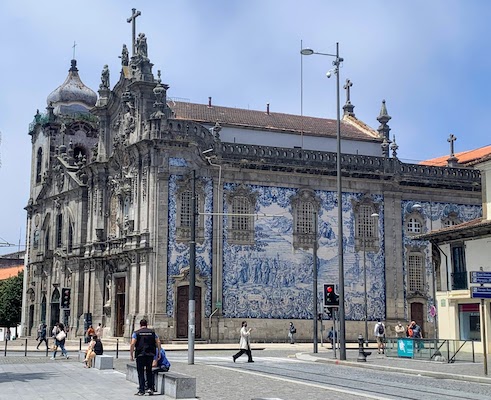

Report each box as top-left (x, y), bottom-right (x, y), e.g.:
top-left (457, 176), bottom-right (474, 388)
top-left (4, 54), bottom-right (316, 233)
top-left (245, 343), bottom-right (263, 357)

top-left (22, 23), bottom-right (482, 342)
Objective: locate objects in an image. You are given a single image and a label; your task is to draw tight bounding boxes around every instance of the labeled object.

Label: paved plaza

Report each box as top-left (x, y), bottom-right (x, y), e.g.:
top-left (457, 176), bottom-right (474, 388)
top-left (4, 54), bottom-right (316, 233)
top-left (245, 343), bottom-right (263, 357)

top-left (1, 341), bottom-right (490, 399)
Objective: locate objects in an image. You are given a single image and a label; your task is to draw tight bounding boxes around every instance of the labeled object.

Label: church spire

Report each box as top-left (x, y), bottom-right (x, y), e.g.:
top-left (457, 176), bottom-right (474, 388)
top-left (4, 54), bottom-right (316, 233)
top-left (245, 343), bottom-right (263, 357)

top-left (377, 100), bottom-right (391, 140)
top-left (342, 79), bottom-right (355, 117)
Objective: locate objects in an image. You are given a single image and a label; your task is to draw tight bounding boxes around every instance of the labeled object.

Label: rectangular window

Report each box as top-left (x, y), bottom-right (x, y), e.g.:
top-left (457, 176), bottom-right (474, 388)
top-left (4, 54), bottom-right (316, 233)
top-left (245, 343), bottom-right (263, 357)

top-left (357, 205), bottom-right (375, 238)
top-left (451, 244), bottom-right (467, 290)
top-left (180, 191), bottom-right (192, 228)
top-left (297, 202), bottom-right (313, 234)
top-left (232, 197), bottom-right (250, 231)
top-left (408, 254), bottom-right (424, 292)
top-left (458, 303), bottom-right (480, 340)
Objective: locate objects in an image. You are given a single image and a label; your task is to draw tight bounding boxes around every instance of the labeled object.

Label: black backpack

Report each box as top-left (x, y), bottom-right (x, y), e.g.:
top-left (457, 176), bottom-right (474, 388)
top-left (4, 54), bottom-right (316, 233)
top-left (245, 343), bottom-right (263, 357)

top-left (378, 323), bottom-right (385, 335)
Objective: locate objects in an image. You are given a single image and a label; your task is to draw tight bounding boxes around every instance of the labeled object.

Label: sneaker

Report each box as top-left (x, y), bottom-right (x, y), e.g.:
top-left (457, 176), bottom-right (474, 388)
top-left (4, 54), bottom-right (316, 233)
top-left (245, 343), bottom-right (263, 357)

top-left (147, 389), bottom-right (154, 396)
top-left (50, 357), bottom-right (55, 360)
top-left (248, 360), bottom-right (254, 363)
top-left (65, 355), bottom-right (69, 359)
top-left (134, 392), bottom-right (144, 396)
top-left (232, 356), bottom-right (236, 363)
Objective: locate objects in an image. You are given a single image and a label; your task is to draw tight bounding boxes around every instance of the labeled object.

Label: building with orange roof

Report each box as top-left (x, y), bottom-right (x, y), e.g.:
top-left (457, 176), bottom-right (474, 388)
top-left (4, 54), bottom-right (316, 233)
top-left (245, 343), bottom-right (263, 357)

top-left (420, 144), bottom-right (491, 167)
top-left (22, 25), bottom-right (485, 344)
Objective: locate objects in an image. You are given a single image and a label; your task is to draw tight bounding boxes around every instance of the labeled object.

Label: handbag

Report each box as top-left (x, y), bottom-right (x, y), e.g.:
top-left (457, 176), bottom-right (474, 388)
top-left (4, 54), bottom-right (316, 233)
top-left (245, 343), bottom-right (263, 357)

top-left (56, 330), bottom-right (66, 341)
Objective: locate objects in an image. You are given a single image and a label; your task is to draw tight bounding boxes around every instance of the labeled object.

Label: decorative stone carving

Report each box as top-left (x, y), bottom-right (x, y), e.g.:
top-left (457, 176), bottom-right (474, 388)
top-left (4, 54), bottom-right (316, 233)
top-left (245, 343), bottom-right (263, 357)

top-left (100, 65), bottom-right (110, 89)
top-left (120, 44), bottom-right (129, 66)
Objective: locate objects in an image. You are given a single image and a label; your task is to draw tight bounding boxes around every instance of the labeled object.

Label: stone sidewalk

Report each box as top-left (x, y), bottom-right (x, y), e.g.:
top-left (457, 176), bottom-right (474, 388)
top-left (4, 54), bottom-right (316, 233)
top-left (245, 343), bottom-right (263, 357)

top-left (1, 341), bottom-right (490, 399)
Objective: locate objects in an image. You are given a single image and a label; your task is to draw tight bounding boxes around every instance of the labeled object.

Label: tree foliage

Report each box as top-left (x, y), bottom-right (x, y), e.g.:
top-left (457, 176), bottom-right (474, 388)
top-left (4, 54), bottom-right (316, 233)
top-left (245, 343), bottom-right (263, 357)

top-left (0, 272), bottom-right (23, 327)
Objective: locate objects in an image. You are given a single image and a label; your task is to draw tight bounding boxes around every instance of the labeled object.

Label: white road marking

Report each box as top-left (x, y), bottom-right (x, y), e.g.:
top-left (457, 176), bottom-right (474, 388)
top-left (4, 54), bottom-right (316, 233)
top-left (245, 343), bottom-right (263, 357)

top-left (208, 363), bottom-right (394, 400)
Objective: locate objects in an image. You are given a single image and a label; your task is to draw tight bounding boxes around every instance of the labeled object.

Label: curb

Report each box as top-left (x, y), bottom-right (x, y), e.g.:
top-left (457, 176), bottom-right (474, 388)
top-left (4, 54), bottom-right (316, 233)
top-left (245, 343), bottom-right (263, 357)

top-left (296, 353), bottom-right (491, 385)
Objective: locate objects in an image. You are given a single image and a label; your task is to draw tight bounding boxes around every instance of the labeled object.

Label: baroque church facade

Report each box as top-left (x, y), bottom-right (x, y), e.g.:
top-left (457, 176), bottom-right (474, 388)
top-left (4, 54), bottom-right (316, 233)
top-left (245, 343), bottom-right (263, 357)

top-left (22, 29), bottom-right (482, 342)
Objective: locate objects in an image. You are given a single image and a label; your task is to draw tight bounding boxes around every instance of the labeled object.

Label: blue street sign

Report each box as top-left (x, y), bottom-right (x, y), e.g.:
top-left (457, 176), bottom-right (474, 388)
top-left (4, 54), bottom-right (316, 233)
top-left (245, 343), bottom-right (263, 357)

top-left (470, 271), bottom-right (491, 284)
top-left (471, 287), bottom-right (491, 299)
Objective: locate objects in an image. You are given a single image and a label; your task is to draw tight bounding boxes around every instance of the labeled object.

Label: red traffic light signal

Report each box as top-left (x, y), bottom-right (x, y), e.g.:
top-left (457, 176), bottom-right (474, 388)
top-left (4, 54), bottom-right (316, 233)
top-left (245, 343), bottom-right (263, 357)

top-left (323, 284), bottom-right (339, 308)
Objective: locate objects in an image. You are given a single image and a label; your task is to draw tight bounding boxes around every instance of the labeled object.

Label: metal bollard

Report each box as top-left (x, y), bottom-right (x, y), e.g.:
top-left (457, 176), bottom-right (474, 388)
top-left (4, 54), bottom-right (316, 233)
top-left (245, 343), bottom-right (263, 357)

top-left (25, 338), bottom-right (28, 357)
top-left (357, 334), bottom-right (371, 362)
top-left (116, 338), bottom-right (119, 359)
top-left (79, 337), bottom-right (82, 351)
top-left (46, 340), bottom-right (49, 357)
top-left (4, 339), bottom-right (7, 357)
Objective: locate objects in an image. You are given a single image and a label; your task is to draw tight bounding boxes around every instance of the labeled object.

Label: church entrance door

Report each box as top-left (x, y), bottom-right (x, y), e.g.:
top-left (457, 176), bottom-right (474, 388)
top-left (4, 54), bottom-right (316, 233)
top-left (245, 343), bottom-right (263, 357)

top-left (411, 302), bottom-right (425, 336)
top-left (115, 277), bottom-right (125, 337)
top-left (176, 285), bottom-right (201, 339)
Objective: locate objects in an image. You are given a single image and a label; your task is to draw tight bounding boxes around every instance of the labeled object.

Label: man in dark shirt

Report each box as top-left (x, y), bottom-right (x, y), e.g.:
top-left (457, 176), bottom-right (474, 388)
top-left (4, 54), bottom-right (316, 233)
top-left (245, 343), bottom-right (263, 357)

top-left (130, 319), bottom-right (161, 396)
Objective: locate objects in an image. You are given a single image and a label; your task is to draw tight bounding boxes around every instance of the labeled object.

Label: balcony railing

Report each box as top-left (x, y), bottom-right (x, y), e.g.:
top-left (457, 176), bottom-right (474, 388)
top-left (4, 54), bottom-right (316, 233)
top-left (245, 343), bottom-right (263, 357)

top-left (451, 271), bottom-right (468, 290)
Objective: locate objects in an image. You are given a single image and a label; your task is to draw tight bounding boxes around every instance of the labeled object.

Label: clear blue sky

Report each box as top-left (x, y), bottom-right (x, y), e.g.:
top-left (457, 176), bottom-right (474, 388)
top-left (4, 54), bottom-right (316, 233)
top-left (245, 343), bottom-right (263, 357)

top-left (1, 0), bottom-right (490, 253)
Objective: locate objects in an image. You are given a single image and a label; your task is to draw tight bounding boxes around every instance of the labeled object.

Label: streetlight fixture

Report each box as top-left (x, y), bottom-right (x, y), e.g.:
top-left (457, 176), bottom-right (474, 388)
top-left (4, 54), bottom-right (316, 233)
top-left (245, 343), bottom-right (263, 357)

top-left (363, 212), bottom-right (379, 345)
top-left (300, 43), bottom-right (346, 359)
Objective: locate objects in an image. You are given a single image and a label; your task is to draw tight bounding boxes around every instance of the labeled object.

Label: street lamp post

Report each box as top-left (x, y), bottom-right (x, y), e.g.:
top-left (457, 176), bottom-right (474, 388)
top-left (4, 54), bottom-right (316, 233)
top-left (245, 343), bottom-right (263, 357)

top-left (301, 43), bottom-right (346, 359)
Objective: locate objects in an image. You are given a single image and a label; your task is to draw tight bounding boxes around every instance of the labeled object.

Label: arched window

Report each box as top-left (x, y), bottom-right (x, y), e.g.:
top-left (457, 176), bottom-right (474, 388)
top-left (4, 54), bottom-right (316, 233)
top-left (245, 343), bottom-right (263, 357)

top-left (56, 214), bottom-right (63, 248)
top-left (36, 148), bottom-right (43, 183)
top-left (68, 222), bottom-right (73, 253)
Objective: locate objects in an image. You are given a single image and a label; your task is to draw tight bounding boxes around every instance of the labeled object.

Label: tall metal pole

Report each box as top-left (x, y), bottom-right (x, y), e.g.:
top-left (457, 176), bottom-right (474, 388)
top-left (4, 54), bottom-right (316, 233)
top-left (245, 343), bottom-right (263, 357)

top-left (482, 298), bottom-right (488, 376)
top-left (188, 170), bottom-right (196, 364)
top-left (313, 211), bottom-right (318, 353)
top-left (335, 42), bottom-right (346, 360)
top-left (363, 236), bottom-right (368, 345)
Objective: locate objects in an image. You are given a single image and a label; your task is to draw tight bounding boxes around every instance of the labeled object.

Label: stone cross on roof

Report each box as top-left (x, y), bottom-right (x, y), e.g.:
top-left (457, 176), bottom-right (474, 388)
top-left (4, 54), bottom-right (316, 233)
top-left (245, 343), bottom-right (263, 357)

top-left (447, 134), bottom-right (459, 167)
top-left (448, 134), bottom-right (457, 157)
top-left (127, 8), bottom-right (141, 56)
top-left (344, 79), bottom-right (353, 103)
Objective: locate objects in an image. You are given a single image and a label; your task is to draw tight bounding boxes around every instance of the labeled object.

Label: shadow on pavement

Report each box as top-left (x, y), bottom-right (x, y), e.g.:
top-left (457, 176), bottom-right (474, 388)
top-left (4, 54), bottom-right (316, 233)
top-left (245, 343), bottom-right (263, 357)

top-left (0, 371), bottom-right (56, 384)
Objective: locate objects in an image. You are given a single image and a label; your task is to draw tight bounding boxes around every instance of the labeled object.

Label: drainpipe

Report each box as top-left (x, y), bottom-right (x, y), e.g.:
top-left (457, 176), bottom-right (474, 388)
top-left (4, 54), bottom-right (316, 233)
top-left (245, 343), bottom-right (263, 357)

top-left (431, 240), bottom-right (449, 340)
top-left (208, 308), bottom-right (219, 344)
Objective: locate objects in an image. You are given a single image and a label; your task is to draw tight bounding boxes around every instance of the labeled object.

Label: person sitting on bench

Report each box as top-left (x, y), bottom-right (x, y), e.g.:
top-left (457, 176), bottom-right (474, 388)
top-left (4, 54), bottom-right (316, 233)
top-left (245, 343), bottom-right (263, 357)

top-left (152, 347), bottom-right (171, 372)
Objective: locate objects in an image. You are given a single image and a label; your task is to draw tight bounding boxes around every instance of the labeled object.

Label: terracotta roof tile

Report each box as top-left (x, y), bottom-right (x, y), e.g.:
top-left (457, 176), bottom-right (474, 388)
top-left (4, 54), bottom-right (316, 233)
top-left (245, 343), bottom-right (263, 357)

top-left (0, 265), bottom-right (23, 280)
top-left (168, 101), bottom-right (382, 142)
top-left (420, 145), bottom-right (491, 167)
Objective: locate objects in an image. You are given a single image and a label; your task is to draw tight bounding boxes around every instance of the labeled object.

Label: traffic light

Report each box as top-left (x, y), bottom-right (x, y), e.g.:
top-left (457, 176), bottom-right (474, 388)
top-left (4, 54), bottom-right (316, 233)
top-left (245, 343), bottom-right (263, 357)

top-left (323, 284), bottom-right (339, 308)
top-left (61, 288), bottom-right (71, 309)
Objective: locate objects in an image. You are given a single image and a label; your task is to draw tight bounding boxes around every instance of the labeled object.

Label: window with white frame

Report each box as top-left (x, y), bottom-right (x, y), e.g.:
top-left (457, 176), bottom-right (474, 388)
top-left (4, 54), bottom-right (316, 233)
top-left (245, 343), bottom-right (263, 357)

top-left (407, 217), bottom-right (422, 234)
top-left (408, 253), bottom-right (424, 292)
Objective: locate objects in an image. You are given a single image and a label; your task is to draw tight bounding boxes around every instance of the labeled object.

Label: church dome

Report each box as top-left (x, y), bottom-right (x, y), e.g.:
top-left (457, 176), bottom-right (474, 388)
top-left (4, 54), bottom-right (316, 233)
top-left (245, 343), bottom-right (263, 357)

top-left (47, 60), bottom-right (97, 113)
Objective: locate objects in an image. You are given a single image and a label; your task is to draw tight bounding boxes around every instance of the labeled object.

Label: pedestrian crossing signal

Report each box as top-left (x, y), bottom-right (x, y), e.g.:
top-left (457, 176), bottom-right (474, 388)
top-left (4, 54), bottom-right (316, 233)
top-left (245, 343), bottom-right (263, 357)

top-left (323, 284), bottom-right (339, 308)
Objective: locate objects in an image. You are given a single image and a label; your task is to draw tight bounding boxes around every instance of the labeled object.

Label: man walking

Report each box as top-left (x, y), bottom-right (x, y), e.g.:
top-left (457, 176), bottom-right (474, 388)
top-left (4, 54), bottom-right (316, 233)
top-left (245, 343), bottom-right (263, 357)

top-left (36, 324), bottom-right (48, 350)
top-left (232, 321), bottom-right (254, 363)
top-left (374, 318), bottom-right (385, 354)
top-left (130, 319), bottom-right (161, 396)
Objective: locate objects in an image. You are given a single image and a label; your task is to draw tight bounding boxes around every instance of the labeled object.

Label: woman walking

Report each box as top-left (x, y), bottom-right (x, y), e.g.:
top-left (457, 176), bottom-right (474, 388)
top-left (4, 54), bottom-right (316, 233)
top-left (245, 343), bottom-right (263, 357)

top-left (232, 321), bottom-right (254, 363)
top-left (51, 322), bottom-right (69, 360)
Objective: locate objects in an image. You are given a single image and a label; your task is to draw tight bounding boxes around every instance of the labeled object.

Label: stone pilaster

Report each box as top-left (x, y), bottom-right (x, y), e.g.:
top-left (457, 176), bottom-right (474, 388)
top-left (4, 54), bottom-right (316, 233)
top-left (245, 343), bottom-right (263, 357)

top-left (383, 190), bottom-right (406, 321)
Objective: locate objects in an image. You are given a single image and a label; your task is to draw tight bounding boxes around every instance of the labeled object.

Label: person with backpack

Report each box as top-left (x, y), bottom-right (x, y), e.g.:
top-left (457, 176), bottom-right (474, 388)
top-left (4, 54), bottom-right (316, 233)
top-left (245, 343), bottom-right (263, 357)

top-left (130, 319), bottom-right (161, 396)
top-left (374, 318), bottom-right (385, 354)
top-left (288, 322), bottom-right (296, 344)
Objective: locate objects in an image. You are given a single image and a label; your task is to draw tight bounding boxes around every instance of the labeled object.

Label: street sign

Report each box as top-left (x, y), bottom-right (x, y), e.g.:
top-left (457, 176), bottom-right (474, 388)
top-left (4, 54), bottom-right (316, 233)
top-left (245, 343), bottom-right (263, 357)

top-left (471, 287), bottom-right (491, 299)
top-left (470, 271), bottom-right (491, 284)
